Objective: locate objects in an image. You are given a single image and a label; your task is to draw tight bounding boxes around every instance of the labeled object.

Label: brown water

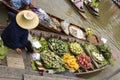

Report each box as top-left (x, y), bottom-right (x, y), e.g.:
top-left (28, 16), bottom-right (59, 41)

top-left (0, 0), bottom-right (120, 79)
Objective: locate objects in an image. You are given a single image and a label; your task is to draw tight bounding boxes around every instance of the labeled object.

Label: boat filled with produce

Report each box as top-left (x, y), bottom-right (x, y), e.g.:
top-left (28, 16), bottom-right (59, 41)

top-left (29, 29), bottom-right (114, 75)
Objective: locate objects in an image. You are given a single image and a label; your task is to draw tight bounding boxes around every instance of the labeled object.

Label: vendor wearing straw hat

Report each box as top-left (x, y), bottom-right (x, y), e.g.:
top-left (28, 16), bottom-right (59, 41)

top-left (1, 10), bottom-right (39, 54)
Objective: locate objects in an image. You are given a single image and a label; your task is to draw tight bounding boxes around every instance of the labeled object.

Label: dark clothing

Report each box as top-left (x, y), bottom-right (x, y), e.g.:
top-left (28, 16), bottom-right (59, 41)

top-left (25, 41), bottom-right (34, 53)
top-left (1, 12), bottom-right (32, 52)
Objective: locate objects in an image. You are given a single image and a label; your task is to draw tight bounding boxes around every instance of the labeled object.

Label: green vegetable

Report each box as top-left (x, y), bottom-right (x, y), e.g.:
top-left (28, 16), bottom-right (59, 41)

top-left (85, 28), bottom-right (93, 36)
top-left (40, 50), bottom-right (65, 72)
top-left (0, 40), bottom-right (9, 59)
top-left (83, 43), bottom-right (108, 67)
top-left (69, 42), bottom-right (84, 55)
top-left (48, 38), bottom-right (69, 56)
top-left (31, 60), bottom-right (38, 70)
top-left (39, 37), bottom-right (49, 52)
top-left (97, 44), bottom-right (114, 65)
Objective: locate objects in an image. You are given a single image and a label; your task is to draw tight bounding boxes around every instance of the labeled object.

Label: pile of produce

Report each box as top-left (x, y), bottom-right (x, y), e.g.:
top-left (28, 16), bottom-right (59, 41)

top-left (0, 39), bottom-right (9, 59)
top-left (61, 53), bottom-right (79, 71)
top-left (77, 54), bottom-right (92, 69)
top-left (83, 43), bottom-right (108, 67)
top-left (69, 42), bottom-right (84, 55)
top-left (97, 44), bottom-right (114, 65)
top-left (48, 38), bottom-right (69, 56)
top-left (29, 35), bottom-right (114, 74)
top-left (38, 37), bottom-right (49, 52)
top-left (40, 50), bottom-right (65, 72)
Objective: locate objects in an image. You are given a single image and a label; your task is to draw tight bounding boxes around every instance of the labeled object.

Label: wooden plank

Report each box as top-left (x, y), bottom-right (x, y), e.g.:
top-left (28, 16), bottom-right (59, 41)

top-left (0, 65), bottom-right (39, 79)
top-left (0, 78), bottom-right (20, 80)
top-left (0, 66), bottom-right (23, 79)
top-left (6, 50), bottom-right (25, 69)
top-left (24, 74), bottom-right (72, 80)
top-left (43, 72), bottom-right (83, 80)
top-left (7, 57), bottom-right (25, 69)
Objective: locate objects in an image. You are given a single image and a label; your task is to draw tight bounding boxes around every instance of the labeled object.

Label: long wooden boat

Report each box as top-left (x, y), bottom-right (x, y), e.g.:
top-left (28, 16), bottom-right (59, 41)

top-left (83, 0), bottom-right (99, 16)
top-left (112, 0), bottom-right (120, 8)
top-left (0, 24), bottom-right (113, 75)
top-left (70, 0), bottom-right (88, 19)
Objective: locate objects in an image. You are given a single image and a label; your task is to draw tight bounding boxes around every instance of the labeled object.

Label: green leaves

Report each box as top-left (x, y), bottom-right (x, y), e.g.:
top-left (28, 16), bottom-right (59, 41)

top-left (0, 40), bottom-right (9, 59)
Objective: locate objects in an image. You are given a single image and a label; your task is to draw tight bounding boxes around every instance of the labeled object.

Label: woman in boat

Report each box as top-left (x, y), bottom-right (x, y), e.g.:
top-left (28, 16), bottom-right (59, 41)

top-left (8, 0), bottom-right (35, 10)
top-left (1, 10), bottom-right (39, 54)
top-left (87, 0), bottom-right (101, 12)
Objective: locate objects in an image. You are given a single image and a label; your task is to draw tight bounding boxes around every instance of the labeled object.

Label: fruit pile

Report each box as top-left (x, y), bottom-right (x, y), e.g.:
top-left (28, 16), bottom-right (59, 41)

top-left (62, 53), bottom-right (79, 71)
top-left (69, 42), bottom-right (84, 55)
top-left (77, 54), bottom-right (92, 69)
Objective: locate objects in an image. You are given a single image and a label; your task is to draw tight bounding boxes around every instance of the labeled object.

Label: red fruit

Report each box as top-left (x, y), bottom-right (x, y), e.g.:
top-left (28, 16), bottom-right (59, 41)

top-left (77, 54), bottom-right (92, 69)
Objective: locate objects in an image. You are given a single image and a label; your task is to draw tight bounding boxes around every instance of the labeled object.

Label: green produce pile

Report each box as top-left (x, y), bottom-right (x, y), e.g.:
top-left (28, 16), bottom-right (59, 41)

top-left (83, 42), bottom-right (108, 67)
top-left (38, 37), bottom-right (49, 52)
top-left (97, 44), bottom-right (114, 65)
top-left (69, 42), bottom-right (84, 55)
top-left (40, 50), bottom-right (65, 72)
top-left (48, 38), bottom-right (69, 56)
top-left (85, 28), bottom-right (93, 36)
top-left (30, 36), bottom-right (114, 73)
top-left (0, 39), bottom-right (9, 59)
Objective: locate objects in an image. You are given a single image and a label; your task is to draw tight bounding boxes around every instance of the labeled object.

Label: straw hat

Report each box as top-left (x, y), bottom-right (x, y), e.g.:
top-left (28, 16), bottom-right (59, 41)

top-left (16, 10), bottom-right (39, 29)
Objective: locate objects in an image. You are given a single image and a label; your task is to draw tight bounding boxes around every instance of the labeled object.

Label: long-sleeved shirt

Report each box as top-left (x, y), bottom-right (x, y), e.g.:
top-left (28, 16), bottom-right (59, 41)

top-left (1, 12), bottom-right (29, 49)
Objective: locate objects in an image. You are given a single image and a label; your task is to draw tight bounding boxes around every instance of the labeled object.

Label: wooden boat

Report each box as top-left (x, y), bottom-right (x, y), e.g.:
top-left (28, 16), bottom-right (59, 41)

top-left (84, 0), bottom-right (99, 16)
top-left (29, 29), bottom-right (112, 75)
top-left (70, 0), bottom-right (88, 19)
top-left (0, 24), bottom-right (113, 75)
top-left (112, 0), bottom-right (120, 8)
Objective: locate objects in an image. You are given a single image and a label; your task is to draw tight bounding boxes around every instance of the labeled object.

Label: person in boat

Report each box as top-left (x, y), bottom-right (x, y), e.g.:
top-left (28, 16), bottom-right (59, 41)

top-left (1, 10), bottom-right (39, 54)
top-left (9, 0), bottom-right (35, 10)
top-left (71, 0), bottom-right (85, 12)
top-left (87, 0), bottom-right (101, 12)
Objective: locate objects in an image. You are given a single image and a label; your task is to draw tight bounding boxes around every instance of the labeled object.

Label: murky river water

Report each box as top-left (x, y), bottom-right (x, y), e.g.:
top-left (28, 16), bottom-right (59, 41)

top-left (0, 0), bottom-right (120, 80)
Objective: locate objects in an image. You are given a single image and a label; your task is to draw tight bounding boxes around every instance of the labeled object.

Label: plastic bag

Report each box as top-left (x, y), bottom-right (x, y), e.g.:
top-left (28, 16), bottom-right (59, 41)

top-left (10, 0), bottom-right (22, 10)
top-left (32, 8), bottom-right (51, 26)
top-left (61, 20), bottom-right (70, 35)
top-left (32, 53), bottom-right (40, 60)
top-left (22, 0), bottom-right (31, 5)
